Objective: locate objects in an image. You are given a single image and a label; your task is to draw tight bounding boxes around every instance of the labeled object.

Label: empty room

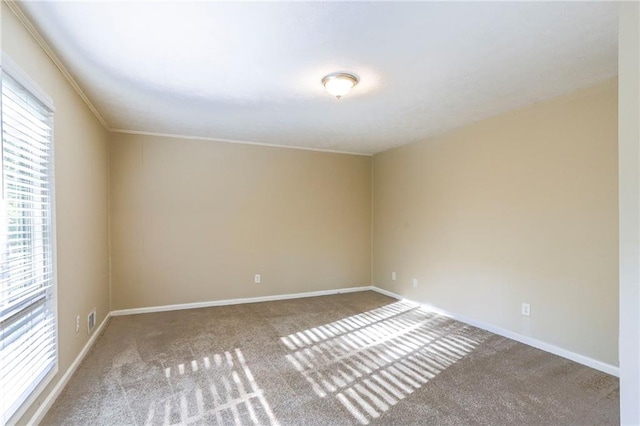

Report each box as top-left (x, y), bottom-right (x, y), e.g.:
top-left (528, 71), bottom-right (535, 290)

top-left (1, 1), bottom-right (639, 425)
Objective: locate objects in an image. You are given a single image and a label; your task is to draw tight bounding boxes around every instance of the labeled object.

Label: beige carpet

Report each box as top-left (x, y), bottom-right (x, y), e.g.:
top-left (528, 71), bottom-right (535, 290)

top-left (42, 291), bottom-right (619, 425)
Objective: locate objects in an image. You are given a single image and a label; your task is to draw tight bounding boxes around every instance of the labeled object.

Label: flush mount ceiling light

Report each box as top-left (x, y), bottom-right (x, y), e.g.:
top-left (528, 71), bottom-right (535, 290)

top-left (322, 72), bottom-right (359, 99)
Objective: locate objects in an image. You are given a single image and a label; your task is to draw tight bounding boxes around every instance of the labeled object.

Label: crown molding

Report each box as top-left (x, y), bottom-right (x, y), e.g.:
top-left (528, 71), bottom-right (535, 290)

top-left (110, 128), bottom-right (374, 157)
top-left (4, 0), bottom-right (109, 129)
top-left (5, 0), bottom-right (371, 157)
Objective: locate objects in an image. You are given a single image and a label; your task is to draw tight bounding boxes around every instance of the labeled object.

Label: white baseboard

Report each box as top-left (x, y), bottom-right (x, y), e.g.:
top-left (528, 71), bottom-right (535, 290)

top-left (110, 286), bottom-right (374, 316)
top-left (370, 286), bottom-right (619, 377)
top-left (26, 284), bottom-right (618, 424)
top-left (27, 312), bottom-right (112, 426)
top-left (24, 287), bottom-right (374, 423)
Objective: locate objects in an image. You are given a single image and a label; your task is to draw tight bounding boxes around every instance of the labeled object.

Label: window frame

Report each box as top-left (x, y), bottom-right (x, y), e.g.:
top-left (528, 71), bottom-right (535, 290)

top-left (1, 52), bottom-right (59, 425)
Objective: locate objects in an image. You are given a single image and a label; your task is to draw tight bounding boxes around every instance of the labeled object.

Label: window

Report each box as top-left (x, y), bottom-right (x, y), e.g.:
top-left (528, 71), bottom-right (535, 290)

top-left (0, 55), bottom-right (57, 424)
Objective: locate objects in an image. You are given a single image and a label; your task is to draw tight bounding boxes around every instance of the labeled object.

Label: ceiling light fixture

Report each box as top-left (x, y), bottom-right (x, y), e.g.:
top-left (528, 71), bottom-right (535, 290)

top-left (322, 72), bottom-right (359, 99)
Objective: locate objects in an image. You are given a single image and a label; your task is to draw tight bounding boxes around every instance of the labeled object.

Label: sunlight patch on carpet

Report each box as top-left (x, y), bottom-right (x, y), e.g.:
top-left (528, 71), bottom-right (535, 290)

top-left (144, 348), bottom-right (279, 426)
top-left (281, 301), bottom-right (486, 424)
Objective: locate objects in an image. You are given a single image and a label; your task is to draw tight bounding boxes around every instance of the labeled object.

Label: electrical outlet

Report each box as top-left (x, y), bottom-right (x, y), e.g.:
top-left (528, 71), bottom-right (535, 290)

top-left (412, 278), bottom-right (418, 288)
top-left (75, 315), bottom-right (80, 333)
top-left (391, 272), bottom-right (396, 281)
top-left (87, 309), bottom-right (96, 334)
top-left (254, 274), bottom-right (261, 284)
top-left (522, 303), bottom-right (531, 317)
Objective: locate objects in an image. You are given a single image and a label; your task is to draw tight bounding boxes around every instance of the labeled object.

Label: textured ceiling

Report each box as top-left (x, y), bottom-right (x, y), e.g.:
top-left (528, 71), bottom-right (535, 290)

top-left (19, 1), bottom-right (618, 154)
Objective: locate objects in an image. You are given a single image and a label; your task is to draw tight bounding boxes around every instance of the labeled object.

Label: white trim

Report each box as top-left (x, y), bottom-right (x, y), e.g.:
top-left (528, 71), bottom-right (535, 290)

top-left (4, 1), bottom-right (109, 129)
top-left (1, 52), bottom-right (54, 111)
top-left (370, 286), bottom-right (620, 377)
top-left (109, 128), bottom-right (373, 157)
top-left (5, 1), bottom-right (375, 157)
top-left (26, 312), bottom-right (112, 426)
top-left (111, 286), bottom-right (374, 316)
top-left (7, 365), bottom-right (58, 426)
top-left (1, 54), bottom-right (60, 425)
top-left (370, 286), bottom-right (404, 300)
top-left (18, 284), bottom-right (620, 423)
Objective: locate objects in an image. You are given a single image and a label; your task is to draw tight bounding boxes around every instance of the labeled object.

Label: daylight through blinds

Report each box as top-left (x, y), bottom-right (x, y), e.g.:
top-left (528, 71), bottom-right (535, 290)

top-left (0, 70), bottom-right (56, 424)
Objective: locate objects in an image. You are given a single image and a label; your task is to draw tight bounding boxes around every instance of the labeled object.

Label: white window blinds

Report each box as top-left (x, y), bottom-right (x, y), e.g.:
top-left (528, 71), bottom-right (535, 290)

top-left (0, 63), bottom-right (57, 424)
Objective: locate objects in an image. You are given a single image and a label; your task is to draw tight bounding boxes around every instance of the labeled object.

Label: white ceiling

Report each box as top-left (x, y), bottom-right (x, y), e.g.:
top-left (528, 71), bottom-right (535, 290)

top-left (19, 1), bottom-right (618, 154)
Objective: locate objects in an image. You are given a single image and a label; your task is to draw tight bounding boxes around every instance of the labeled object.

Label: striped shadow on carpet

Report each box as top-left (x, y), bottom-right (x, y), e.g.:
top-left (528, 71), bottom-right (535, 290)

top-left (146, 348), bottom-right (279, 425)
top-left (280, 301), bottom-right (488, 424)
top-left (41, 291), bottom-right (619, 425)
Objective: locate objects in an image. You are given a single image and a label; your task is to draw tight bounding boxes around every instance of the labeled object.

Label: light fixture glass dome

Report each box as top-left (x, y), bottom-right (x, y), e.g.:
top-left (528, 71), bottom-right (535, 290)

top-left (322, 73), bottom-right (359, 99)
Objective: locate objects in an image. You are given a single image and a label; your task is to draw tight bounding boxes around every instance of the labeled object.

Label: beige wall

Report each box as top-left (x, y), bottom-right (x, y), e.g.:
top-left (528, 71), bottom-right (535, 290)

top-left (373, 79), bottom-right (619, 366)
top-left (109, 133), bottom-right (372, 309)
top-left (2, 3), bottom-right (111, 424)
top-left (2, 1), bottom-right (622, 420)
